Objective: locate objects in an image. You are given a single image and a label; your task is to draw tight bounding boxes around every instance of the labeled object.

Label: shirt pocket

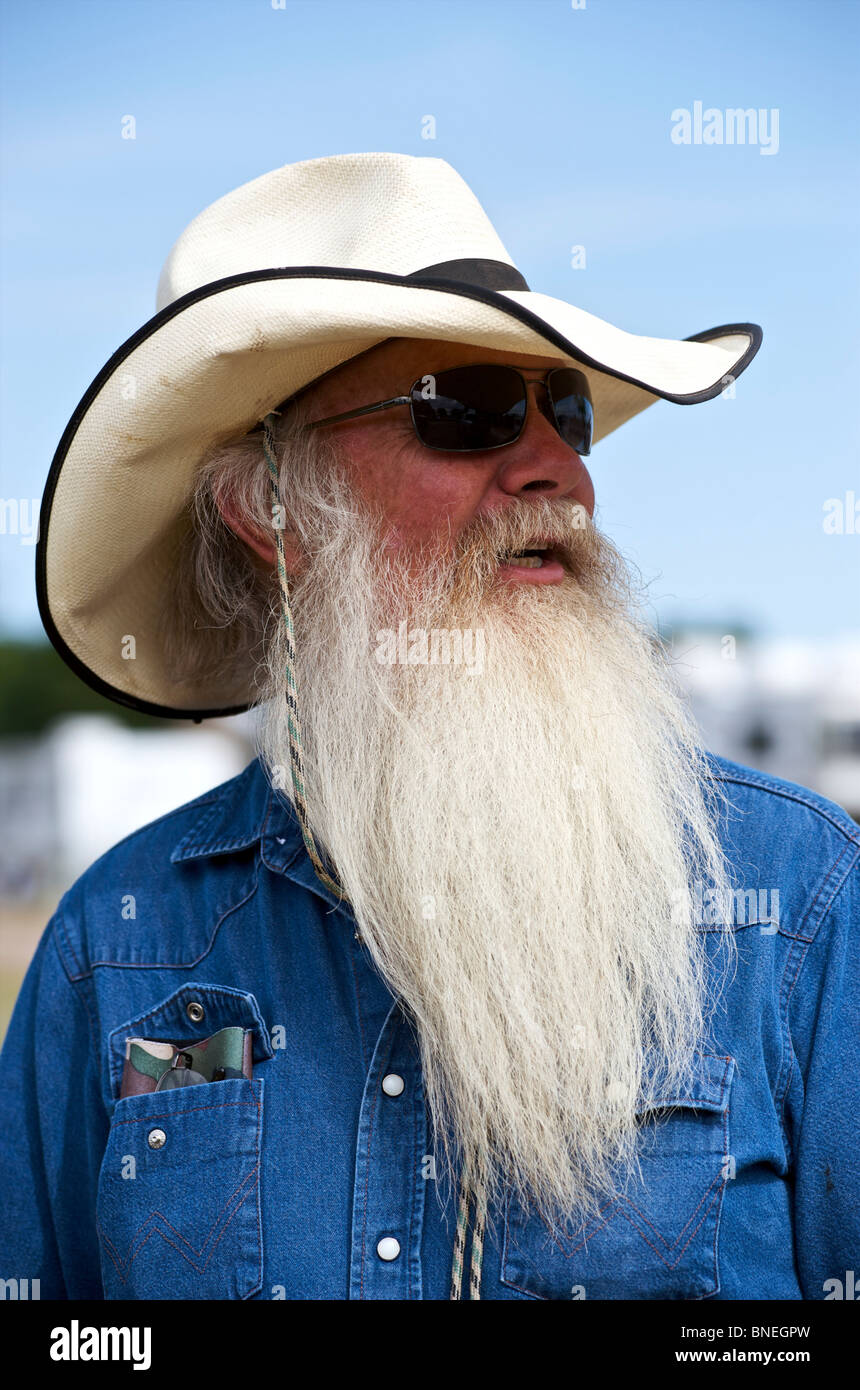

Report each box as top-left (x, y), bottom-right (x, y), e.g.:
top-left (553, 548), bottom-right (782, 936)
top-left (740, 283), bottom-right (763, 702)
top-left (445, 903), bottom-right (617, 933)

top-left (97, 1079), bottom-right (263, 1300)
top-left (97, 982), bottom-right (272, 1300)
top-left (501, 1052), bottom-right (735, 1301)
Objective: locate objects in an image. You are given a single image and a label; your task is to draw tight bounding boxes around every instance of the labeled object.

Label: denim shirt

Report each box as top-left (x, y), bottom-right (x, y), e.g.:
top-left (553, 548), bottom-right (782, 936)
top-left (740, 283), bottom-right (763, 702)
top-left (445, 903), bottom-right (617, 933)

top-left (1, 752), bottom-right (858, 1301)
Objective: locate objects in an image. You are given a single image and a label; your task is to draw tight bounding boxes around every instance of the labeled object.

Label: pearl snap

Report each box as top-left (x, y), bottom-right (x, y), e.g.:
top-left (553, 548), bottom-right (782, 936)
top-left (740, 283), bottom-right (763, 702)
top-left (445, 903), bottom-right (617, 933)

top-left (376, 1237), bottom-right (401, 1262)
top-left (382, 1073), bottom-right (405, 1097)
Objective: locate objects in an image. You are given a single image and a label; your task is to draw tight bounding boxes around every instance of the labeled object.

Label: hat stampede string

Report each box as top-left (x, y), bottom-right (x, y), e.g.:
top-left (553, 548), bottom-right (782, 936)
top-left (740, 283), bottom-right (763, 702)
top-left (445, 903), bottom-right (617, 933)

top-left (449, 1152), bottom-right (487, 1301)
top-left (262, 408), bottom-right (486, 1300)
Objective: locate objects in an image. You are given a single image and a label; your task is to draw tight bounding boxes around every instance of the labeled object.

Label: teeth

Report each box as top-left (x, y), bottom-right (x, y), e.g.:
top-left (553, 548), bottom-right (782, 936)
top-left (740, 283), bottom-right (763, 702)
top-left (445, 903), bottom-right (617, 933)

top-left (505, 553), bottom-right (543, 568)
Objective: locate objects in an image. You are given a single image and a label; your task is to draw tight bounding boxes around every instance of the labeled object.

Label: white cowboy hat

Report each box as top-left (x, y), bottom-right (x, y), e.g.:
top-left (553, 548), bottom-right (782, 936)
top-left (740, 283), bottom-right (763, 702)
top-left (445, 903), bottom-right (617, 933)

top-left (36, 151), bottom-right (761, 720)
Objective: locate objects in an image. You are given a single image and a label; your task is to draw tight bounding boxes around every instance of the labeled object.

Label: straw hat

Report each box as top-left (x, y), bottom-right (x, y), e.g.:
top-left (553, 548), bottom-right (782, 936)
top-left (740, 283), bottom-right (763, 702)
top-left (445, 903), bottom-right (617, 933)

top-left (36, 151), bottom-right (761, 719)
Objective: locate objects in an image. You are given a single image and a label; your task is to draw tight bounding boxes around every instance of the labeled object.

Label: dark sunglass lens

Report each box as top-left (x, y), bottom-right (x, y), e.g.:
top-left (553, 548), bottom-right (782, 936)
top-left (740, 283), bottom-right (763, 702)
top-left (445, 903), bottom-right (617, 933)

top-left (548, 368), bottom-right (594, 456)
top-left (411, 366), bottom-right (526, 451)
top-left (156, 1065), bottom-right (208, 1090)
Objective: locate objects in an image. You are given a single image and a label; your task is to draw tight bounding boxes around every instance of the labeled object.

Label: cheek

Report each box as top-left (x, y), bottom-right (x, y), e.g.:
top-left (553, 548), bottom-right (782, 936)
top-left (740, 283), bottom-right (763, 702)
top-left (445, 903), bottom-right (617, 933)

top-left (385, 475), bottom-right (488, 555)
top-left (345, 437), bottom-right (489, 547)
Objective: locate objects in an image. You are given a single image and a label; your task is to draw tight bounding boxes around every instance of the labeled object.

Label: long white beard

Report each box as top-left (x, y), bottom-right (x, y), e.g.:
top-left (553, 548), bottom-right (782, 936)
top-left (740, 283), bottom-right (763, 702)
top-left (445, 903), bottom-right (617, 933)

top-left (256, 463), bottom-right (733, 1229)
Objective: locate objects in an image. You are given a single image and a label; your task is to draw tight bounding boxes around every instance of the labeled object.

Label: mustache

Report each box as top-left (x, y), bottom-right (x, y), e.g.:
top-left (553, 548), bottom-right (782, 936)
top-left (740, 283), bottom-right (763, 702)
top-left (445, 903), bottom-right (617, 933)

top-left (457, 495), bottom-right (591, 556)
top-left (448, 496), bottom-right (615, 600)
top-left (362, 496), bottom-right (622, 622)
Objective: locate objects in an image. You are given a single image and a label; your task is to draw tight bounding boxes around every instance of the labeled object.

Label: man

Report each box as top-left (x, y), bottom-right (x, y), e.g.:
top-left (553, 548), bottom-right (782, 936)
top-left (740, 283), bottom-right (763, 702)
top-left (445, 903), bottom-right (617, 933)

top-left (2, 153), bottom-right (857, 1300)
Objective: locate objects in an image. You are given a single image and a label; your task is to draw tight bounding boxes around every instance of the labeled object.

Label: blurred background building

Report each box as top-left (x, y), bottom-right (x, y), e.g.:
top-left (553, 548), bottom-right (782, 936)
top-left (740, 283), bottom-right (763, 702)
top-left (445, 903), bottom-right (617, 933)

top-left (666, 624), bottom-right (860, 818)
top-left (0, 639), bottom-right (259, 1037)
top-left (0, 712), bottom-right (256, 898)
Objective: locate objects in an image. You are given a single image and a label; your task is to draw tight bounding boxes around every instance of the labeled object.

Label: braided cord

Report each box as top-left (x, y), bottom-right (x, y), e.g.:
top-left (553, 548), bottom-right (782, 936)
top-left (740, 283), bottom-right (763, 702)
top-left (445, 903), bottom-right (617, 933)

top-left (469, 1172), bottom-right (486, 1301)
top-left (262, 412), bottom-right (346, 902)
top-left (449, 1154), bottom-right (487, 1300)
top-left (449, 1168), bottom-right (471, 1300)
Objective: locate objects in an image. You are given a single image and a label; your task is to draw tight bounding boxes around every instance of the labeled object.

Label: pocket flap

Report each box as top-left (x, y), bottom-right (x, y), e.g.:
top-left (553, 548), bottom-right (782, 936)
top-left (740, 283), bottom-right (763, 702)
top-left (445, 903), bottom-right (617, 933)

top-left (107, 983), bottom-right (274, 1101)
top-left (637, 1051), bottom-right (734, 1115)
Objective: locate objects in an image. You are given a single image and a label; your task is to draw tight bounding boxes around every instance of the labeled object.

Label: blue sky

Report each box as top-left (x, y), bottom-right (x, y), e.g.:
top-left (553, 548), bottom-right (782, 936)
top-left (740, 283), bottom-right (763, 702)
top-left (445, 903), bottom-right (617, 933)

top-left (1, 0), bottom-right (857, 641)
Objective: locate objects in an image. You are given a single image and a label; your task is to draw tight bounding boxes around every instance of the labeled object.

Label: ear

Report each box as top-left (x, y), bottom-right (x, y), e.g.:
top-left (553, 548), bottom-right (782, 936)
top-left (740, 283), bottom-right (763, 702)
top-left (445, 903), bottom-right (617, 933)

top-left (214, 489), bottom-right (305, 575)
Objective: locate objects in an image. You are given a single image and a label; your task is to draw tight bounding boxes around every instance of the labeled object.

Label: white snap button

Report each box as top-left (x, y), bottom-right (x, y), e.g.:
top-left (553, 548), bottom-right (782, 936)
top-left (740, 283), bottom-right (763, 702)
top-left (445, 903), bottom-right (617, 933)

top-left (147, 1128), bottom-right (166, 1150)
top-left (376, 1237), bottom-right (401, 1261)
top-left (382, 1073), bottom-right (405, 1097)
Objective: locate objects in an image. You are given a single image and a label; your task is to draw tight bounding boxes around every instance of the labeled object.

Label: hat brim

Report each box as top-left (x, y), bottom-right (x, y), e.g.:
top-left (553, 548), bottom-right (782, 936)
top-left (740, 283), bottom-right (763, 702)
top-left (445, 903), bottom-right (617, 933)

top-left (36, 267), bottom-right (761, 720)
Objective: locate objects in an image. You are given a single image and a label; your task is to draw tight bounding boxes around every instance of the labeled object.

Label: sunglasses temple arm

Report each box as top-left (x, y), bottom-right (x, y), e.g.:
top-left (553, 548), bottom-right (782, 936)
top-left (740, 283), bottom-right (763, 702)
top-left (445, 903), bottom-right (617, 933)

top-left (302, 395), bottom-right (412, 431)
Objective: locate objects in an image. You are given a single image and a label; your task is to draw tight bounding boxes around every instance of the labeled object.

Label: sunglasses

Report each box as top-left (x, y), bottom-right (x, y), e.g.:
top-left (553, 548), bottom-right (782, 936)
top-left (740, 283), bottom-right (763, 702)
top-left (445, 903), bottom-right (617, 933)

top-left (153, 1050), bottom-right (245, 1091)
top-left (154, 1051), bottom-right (207, 1091)
top-left (299, 363), bottom-right (593, 457)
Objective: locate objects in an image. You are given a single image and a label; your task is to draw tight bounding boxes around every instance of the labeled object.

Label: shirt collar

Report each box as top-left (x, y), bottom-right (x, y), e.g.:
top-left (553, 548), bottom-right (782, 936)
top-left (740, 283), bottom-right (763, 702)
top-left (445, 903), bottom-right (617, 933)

top-left (169, 756), bottom-right (350, 918)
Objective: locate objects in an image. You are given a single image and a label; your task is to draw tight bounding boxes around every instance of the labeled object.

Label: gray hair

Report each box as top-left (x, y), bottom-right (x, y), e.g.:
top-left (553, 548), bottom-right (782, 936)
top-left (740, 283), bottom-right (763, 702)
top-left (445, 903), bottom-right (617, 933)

top-left (162, 401), bottom-right (346, 701)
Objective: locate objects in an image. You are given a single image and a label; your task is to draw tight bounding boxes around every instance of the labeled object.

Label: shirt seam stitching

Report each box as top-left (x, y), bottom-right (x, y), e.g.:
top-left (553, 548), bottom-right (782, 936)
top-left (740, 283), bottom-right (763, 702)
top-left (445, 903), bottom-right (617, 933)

top-left (714, 771), bottom-right (860, 843)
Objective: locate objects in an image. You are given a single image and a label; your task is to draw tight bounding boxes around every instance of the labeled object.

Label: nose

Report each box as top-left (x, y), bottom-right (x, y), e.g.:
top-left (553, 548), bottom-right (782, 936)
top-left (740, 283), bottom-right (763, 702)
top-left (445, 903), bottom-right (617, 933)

top-left (493, 381), bottom-right (595, 511)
